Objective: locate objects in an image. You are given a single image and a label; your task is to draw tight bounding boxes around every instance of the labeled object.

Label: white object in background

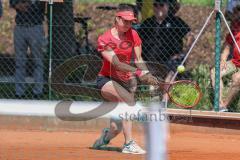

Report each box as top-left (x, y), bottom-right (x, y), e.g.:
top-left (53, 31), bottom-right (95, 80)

top-left (145, 102), bottom-right (167, 160)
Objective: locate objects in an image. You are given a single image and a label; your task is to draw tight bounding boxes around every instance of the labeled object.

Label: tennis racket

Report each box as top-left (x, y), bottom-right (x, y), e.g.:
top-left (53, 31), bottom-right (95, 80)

top-left (158, 80), bottom-right (202, 109)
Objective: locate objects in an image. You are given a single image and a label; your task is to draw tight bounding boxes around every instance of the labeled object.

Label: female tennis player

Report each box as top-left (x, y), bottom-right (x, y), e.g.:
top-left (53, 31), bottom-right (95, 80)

top-left (92, 4), bottom-right (159, 154)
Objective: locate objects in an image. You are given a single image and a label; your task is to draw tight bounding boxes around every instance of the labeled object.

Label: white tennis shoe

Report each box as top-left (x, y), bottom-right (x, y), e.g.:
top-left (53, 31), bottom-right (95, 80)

top-left (122, 140), bottom-right (146, 154)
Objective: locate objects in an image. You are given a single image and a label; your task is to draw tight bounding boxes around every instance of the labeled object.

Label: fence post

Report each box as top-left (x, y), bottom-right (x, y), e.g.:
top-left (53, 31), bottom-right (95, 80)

top-left (214, 0), bottom-right (222, 111)
top-left (48, 0), bottom-right (53, 100)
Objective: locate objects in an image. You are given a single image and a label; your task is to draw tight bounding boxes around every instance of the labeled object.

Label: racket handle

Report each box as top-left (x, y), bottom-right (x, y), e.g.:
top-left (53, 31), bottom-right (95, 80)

top-left (158, 82), bottom-right (170, 92)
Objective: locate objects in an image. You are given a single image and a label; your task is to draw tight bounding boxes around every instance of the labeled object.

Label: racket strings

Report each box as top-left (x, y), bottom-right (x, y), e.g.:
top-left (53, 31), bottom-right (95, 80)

top-left (168, 82), bottom-right (201, 107)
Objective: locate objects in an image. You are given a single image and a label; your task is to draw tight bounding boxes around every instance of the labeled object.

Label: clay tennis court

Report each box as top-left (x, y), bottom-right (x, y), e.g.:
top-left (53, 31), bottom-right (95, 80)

top-left (1, 122), bottom-right (240, 160)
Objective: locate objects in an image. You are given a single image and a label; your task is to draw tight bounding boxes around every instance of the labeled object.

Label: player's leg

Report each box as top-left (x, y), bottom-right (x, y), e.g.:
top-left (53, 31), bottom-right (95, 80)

top-left (93, 78), bottom-right (135, 149)
top-left (93, 116), bottom-right (144, 154)
top-left (92, 120), bottom-right (122, 150)
top-left (103, 81), bottom-right (146, 154)
top-left (210, 61), bottom-right (235, 109)
top-left (222, 71), bottom-right (240, 108)
top-left (101, 80), bottom-right (135, 144)
top-left (122, 119), bottom-right (132, 143)
top-left (121, 119), bottom-right (146, 154)
top-left (93, 78), bottom-right (145, 153)
top-left (100, 80), bottom-right (136, 106)
top-left (107, 118), bottom-right (123, 140)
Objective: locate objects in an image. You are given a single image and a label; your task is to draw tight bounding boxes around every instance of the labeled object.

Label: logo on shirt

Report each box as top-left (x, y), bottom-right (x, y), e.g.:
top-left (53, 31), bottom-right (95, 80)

top-left (119, 40), bottom-right (133, 50)
top-left (103, 40), bottom-right (133, 50)
top-left (104, 42), bottom-right (117, 50)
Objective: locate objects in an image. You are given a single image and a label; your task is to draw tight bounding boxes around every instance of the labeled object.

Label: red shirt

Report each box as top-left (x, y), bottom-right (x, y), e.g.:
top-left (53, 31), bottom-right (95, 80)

top-left (97, 28), bottom-right (142, 82)
top-left (225, 21), bottom-right (240, 67)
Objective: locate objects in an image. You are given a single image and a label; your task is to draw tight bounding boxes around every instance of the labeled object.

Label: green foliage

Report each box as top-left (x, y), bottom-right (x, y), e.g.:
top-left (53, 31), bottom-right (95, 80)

top-left (181, 0), bottom-right (227, 6)
top-left (221, 74), bottom-right (240, 112)
top-left (77, 0), bottom-right (226, 6)
top-left (181, 0), bottom-right (214, 6)
top-left (95, 28), bottom-right (107, 37)
top-left (191, 64), bottom-right (240, 112)
top-left (191, 64), bottom-right (213, 110)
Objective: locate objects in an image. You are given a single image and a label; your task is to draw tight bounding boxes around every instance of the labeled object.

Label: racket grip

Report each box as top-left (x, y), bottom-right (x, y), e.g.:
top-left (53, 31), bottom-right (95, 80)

top-left (159, 83), bottom-right (170, 92)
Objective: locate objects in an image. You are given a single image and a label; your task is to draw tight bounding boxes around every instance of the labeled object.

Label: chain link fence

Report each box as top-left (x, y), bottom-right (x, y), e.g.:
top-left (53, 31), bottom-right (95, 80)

top-left (0, 0), bottom-right (239, 111)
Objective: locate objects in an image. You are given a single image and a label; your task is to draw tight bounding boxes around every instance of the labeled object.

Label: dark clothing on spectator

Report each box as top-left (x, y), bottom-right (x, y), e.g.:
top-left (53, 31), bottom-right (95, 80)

top-left (138, 15), bottom-right (190, 64)
top-left (10, 0), bottom-right (45, 25)
top-left (10, 0), bottom-right (46, 97)
top-left (0, 0), bottom-right (2, 18)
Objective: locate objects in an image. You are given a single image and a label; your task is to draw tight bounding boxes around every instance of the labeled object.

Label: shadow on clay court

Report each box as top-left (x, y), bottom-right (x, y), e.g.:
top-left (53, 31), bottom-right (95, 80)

top-left (89, 146), bottom-right (122, 152)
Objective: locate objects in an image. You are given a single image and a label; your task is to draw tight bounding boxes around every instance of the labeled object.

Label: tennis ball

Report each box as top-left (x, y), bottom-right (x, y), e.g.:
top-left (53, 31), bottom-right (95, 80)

top-left (177, 65), bottom-right (185, 73)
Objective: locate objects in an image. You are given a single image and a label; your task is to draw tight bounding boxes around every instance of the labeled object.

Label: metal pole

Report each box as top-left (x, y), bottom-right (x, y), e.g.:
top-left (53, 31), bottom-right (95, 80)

top-left (214, 0), bottom-right (222, 111)
top-left (145, 102), bottom-right (167, 160)
top-left (48, 0), bottom-right (53, 100)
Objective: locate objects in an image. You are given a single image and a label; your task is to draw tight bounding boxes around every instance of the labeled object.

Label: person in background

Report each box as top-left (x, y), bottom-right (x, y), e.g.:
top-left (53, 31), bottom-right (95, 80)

top-left (138, 0), bottom-right (194, 101)
top-left (0, 0), bottom-right (3, 19)
top-left (136, 0), bottom-right (180, 22)
top-left (10, 0), bottom-right (46, 99)
top-left (92, 4), bottom-right (159, 154)
top-left (225, 0), bottom-right (240, 21)
top-left (211, 5), bottom-right (240, 112)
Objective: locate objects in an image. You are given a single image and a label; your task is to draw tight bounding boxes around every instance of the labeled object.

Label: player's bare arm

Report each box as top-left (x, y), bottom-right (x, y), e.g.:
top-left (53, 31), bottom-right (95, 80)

top-left (101, 49), bottom-right (137, 73)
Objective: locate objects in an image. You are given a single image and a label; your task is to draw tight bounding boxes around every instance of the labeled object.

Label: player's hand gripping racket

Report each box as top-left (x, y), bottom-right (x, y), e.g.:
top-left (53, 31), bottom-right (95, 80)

top-left (158, 80), bottom-right (202, 109)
